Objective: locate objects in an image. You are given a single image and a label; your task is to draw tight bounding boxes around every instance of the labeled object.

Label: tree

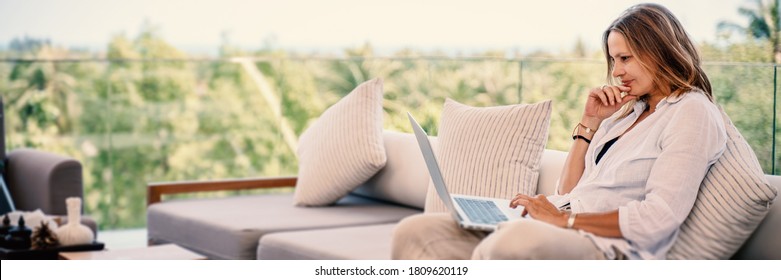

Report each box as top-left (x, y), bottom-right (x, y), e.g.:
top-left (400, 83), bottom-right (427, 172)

top-left (718, 0), bottom-right (781, 63)
top-left (6, 40), bottom-right (81, 139)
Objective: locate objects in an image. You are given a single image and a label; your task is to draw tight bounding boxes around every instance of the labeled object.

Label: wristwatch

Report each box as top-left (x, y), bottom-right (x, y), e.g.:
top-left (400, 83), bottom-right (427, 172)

top-left (567, 213), bottom-right (577, 229)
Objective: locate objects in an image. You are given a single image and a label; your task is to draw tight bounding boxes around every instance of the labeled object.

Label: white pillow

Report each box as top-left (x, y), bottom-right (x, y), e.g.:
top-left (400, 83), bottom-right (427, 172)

top-left (667, 108), bottom-right (778, 259)
top-left (293, 78), bottom-right (386, 206)
top-left (424, 99), bottom-right (552, 213)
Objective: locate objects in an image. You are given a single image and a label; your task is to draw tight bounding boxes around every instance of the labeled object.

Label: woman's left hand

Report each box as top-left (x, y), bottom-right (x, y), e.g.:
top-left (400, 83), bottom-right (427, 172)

top-left (510, 194), bottom-right (567, 228)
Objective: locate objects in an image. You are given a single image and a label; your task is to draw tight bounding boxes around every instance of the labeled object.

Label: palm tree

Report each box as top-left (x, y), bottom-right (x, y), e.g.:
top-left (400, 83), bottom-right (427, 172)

top-left (718, 0), bottom-right (780, 63)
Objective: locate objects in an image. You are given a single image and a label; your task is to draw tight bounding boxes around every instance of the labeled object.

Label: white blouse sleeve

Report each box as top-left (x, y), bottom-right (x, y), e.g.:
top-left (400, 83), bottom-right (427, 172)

top-left (617, 99), bottom-right (726, 251)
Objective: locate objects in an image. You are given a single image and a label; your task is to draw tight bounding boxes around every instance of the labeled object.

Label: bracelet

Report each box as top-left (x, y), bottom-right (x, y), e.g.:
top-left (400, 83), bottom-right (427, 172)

top-left (572, 122), bottom-right (596, 144)
top-left (567, 213), bottom-right (577, 229)
top-left (572, 135), bottom-right (591, 144)
top-left (577, 123), bottom-right (597, 135)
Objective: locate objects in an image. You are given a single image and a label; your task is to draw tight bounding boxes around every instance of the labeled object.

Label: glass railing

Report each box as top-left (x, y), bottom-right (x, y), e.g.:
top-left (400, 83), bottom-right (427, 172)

top-left (2, 57), bottom-right (778, 229)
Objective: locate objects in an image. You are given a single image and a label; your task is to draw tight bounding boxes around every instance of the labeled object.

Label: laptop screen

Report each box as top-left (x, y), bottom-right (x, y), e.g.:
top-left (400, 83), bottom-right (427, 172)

top-left (1, 94), bottom-right (5, 174)
top-left (0, 175), bottom-right (14, 213)
top-left (0, 93), bottom-right (12, 214)
top-left (407, 112), bottom-right (459, 218)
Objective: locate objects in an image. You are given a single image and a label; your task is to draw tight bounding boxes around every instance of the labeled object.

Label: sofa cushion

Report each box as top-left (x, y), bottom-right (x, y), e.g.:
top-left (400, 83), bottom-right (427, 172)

top-left (294, 78), bottom-right (386, 206)
top-left (731, 175), bottom-right (781, 259)
top-left (352, 132), bottom-right (565, 208)
top-left (667, 109), bottom-right (778, 259)
top-left (147, 193), bottom-right (418, 259)
top-left (537, 149), bottom-right (568, 196)
top-left (257, 223), bottom-right (398, 260)
top-left (425, 99), bottom-right (552, 212)
top-left (352, 131), bottom-right (437, 209)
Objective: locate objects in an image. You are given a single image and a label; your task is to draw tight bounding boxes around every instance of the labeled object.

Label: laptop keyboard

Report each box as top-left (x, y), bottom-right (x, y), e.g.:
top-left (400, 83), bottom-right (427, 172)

top-left (454, 197), bottom-right (508, 224)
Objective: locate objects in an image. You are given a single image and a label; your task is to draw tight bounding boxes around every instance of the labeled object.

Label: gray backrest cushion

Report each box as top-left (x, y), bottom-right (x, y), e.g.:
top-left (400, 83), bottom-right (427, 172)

top-left (353, 131), bottom-right (567, 208)
top-left (352, 131), bottom-right (436, 209)
top-left (730, 175), bottom-right (781, 259)
top-left (537, 149), bottom-right (568, 196)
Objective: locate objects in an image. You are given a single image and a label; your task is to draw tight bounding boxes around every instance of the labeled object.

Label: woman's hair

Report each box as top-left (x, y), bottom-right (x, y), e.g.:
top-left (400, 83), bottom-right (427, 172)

top-left (603, 3), bottom-right (713, 114)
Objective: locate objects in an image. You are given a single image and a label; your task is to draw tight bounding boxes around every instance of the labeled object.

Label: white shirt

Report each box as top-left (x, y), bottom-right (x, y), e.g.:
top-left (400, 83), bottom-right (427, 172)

top-left (558, 90), bottom-right (726, 259)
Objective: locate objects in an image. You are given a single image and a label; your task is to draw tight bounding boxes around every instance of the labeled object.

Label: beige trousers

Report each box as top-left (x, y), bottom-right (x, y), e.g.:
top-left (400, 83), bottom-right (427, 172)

top-left (391, 213), bottom-right (608, 260)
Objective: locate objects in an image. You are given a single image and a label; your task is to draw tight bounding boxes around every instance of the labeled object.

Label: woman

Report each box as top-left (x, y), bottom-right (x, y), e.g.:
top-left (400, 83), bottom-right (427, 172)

top-left (391, 3), bottom-right (726, 260)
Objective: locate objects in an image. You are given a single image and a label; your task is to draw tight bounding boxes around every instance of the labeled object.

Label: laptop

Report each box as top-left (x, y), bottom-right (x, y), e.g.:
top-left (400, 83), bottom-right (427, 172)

top-left (0, 95), bottom-right (13, 213)
top-left (408, 112), bottom-right (523, 231)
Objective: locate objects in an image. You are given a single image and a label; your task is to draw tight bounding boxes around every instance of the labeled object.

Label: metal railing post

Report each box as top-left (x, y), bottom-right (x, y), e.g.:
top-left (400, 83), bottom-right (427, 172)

top-left (518, 59), bottom-right (524, 103)
top-left (773, 64), bottom-right (778, 174)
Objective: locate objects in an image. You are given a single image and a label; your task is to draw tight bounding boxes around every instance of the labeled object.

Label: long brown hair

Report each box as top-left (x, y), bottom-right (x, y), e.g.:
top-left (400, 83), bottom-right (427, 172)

top-left (603, 3), bottom-right (713, 115)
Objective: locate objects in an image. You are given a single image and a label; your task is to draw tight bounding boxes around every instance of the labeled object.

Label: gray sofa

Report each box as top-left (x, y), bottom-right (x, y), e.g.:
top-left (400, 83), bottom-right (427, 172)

top-left (146, 131), bottom-right (780, 260)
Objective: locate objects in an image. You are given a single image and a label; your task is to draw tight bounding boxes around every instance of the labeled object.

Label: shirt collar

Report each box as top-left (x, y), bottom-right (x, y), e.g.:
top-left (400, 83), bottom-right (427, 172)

top-left (657, 93), bottom-right (685, 108)
top-left (632, 100), bottom-right (647, 115)
top-left (655, 88), bottom-right (702, 110)
top-left (633, 91), bottom-right (696, 114)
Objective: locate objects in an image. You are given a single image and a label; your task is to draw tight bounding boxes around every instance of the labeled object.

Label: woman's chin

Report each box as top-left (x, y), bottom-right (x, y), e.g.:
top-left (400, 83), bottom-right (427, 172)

top-left (626, 91), bottom-right (646, 97)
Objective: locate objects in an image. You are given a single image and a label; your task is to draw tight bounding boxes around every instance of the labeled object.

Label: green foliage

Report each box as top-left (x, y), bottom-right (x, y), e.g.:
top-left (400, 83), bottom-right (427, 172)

top-left (717, 0), bottom-right (780, 63)
top-left (520, 60), bottom-right (604, 151)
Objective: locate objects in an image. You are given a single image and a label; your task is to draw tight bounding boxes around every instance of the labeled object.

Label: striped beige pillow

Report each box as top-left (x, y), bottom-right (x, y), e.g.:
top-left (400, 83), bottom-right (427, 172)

top-left (667, 108), bottom-right (778, 259)
top-left (424, 99), bottom-right (552, 213)
top-left (293, 78), bottom-right (386, 206)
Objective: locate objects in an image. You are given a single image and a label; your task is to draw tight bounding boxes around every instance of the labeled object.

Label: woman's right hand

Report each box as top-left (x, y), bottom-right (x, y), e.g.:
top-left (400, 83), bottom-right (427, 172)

top-left (582, 85), bottom-right (635, 126)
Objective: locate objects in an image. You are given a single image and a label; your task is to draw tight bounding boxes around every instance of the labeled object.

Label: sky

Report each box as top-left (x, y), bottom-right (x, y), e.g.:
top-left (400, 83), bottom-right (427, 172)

top-left (0, 0), bottom-right (750, 55)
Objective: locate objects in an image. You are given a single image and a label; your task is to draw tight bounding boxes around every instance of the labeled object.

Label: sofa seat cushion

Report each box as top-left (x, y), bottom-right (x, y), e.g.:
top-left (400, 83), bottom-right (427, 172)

top-left (257, 223), bottom-right (398, 260)
top-left (147, 194), bottom-right (419, 260)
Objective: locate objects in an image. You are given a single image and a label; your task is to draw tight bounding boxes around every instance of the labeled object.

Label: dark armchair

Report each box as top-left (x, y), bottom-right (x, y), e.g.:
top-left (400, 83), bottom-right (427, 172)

top-left (1, 96), bottom-right (96, 234)
top-left (5, 149), bottom-right (86, 216)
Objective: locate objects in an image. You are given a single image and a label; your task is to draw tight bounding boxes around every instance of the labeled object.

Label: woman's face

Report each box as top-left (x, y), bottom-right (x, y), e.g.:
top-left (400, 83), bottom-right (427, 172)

top-left (607, 31), bottom-right (657, 98)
